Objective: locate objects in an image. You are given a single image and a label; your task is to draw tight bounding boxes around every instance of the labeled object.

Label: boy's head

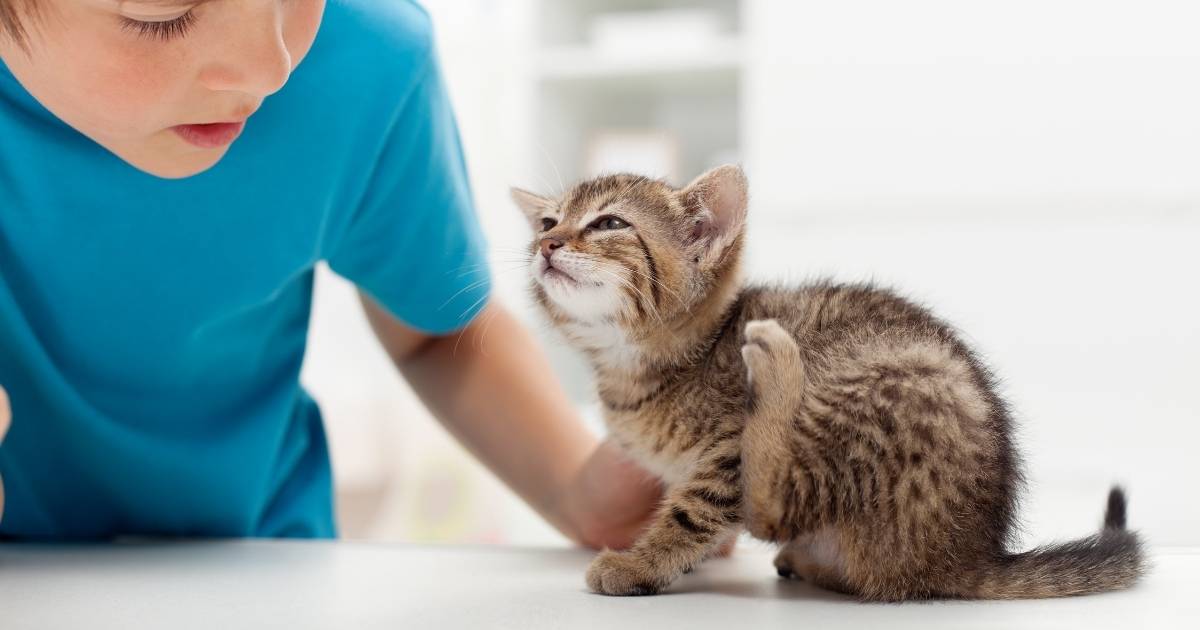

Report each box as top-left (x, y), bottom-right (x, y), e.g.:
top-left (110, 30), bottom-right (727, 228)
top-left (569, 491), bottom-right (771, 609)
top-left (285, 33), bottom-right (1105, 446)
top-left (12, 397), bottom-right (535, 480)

top-left (0, 0), bottom-right (325, 178)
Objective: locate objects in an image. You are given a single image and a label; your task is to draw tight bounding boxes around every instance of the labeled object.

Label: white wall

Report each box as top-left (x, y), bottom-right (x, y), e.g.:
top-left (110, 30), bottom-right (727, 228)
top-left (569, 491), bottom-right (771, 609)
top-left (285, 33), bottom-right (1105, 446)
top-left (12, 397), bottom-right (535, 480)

top-left (744, 0), bottom-right (1200, 216)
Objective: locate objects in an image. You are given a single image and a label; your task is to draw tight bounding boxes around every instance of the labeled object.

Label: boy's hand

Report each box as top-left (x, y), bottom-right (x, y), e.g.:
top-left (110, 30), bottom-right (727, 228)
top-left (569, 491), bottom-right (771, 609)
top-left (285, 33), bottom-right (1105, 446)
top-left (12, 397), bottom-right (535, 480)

top-left (561, 440), bottom-right (738, 556)
top-left (562, 440), bottom-right (662, 550)
top-left (1, 385), bottom-right (9, 523)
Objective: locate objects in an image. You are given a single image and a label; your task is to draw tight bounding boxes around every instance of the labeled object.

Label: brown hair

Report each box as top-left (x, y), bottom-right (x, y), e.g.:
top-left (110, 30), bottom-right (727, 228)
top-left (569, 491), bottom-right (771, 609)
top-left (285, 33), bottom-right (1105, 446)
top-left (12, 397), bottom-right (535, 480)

top-left (0, 0), bottom-right (35, 47)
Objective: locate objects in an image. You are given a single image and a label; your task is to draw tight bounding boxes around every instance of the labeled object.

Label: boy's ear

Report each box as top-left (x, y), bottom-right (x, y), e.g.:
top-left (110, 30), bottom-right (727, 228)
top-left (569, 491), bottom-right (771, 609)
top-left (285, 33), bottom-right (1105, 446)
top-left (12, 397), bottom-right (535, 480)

top-left (510, 187), bottom-right (556, 225)
top-left (677, 164), bottom-right (748, 264)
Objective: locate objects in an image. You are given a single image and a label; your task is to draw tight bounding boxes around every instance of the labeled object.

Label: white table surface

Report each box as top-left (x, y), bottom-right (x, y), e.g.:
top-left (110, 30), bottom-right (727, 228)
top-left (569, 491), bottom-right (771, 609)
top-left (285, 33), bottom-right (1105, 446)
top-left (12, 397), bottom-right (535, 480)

top-left (1, 541), bottom-right (1196, 629)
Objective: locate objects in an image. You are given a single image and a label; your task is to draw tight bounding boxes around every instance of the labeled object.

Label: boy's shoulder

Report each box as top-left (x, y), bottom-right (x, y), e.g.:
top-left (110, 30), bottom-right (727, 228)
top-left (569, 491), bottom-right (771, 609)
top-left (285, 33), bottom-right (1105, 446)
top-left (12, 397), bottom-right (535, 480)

top-left (322, 0), bottom-right (434, 62)
top-left (296, 0), bottom-right (437, 103)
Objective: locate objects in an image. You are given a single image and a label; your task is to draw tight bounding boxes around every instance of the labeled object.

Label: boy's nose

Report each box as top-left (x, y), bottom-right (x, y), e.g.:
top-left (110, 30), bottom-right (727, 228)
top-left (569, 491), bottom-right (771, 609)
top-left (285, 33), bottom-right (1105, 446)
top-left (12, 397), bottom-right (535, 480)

top-left (198, 7), bottom-right (293, 98)
top-left (539, 238), bottom-right (564, 261)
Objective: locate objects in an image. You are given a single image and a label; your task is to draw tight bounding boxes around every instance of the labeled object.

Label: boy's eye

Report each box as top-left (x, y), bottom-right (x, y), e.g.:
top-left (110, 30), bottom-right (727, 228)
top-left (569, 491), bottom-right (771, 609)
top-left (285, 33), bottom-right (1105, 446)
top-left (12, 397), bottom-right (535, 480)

top-left (121, 11), bottom-right (198, 41)
top-left (590, 216), bottom-right (630, 231)
top-left (540, 217), bottom-right (558, 232)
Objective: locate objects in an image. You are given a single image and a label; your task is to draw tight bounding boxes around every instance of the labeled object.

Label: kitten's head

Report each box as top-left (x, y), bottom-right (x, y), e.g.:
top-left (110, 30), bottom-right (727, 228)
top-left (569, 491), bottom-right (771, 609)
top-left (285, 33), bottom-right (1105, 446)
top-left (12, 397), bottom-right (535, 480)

top-left (511, 165), bottom-right (748, 329)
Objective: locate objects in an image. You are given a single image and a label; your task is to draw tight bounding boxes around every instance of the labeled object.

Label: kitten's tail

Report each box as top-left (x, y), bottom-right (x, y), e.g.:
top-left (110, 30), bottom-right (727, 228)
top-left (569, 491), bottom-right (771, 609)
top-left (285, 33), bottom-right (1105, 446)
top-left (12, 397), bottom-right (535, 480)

top-left (973, 486), bottom-right (1147, 599)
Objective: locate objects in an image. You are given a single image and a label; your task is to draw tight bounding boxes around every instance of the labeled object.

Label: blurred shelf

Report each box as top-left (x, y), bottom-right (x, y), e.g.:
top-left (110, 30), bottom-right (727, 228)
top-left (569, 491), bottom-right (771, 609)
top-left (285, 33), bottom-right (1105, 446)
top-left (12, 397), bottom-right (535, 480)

top-left (536, 36), bottom-right (743, 81)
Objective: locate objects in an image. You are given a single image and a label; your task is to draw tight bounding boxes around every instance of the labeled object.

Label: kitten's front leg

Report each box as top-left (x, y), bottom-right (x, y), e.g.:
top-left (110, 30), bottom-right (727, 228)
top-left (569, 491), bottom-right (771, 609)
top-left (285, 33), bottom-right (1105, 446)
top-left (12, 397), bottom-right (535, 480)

top-left (740, 319), bottom-right (805, 541)
top-left (586, 436), bottom-right (743, 596)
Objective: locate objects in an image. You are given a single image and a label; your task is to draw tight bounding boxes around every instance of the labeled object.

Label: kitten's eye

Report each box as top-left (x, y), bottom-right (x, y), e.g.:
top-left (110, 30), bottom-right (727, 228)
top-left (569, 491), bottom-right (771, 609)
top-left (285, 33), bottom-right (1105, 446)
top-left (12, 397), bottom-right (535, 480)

top-left (590, 216), bottom-right (630, 231)
top-left (540, 217), bottom-right (558, 232)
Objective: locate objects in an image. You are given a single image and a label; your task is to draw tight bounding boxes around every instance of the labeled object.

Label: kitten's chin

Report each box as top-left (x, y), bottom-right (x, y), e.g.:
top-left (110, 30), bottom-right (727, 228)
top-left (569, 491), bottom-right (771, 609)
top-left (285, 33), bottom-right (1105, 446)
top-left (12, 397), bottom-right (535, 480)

top-left (538, 276), bottom-right (624, 323)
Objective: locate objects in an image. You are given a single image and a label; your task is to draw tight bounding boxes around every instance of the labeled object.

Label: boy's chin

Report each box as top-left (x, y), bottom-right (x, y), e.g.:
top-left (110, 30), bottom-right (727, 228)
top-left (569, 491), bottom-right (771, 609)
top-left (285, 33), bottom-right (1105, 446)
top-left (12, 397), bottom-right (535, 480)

top-left (103, 134), bottom-right (232, 180)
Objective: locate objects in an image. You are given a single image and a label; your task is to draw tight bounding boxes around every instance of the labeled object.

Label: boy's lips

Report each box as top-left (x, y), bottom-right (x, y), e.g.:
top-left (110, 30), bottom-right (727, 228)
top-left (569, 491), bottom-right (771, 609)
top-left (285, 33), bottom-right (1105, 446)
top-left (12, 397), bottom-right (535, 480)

top-left (171, 121), bottom-right (246, 149)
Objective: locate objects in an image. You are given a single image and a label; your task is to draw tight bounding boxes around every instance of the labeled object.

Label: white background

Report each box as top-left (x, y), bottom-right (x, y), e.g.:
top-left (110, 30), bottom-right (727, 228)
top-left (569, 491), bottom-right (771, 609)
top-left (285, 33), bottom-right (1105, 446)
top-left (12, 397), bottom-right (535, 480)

top-left (301, 0), bottom-right (1199, 548)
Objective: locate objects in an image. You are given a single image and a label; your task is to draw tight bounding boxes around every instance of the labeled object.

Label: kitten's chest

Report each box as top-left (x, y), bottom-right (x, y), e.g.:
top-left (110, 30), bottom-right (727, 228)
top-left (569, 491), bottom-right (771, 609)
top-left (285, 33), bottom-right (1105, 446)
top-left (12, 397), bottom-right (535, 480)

top-left (602, 384), bottom-right (732, 485)
top-left (593, 338), bottom-right (747, 484)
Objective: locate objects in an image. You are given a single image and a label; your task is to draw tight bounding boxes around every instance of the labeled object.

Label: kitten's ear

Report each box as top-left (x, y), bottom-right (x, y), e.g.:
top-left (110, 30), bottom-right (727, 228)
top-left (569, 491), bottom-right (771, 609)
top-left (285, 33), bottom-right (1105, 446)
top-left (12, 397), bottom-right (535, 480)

top-left (510, 187), bottom-right (556, 225)
top-left (678, 165), bottom-right (748, 263)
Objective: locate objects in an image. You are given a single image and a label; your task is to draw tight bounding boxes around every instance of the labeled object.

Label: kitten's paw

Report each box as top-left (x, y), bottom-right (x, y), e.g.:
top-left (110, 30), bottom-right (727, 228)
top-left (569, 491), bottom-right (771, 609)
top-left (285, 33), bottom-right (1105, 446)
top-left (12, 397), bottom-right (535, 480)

top-left (741, 319), bottom-right (802, 393)
top-left (773, 545), bottom-right (801, 580)
top-left (586, 550), bottom-right (668, 596)
top-left (772, 537), bottom-right (854, 594)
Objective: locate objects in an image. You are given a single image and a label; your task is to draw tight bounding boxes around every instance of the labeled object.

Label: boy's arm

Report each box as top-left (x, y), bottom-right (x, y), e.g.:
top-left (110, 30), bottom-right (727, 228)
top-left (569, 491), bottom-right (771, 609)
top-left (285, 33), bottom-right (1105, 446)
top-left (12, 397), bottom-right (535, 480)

top-left (360, 293), bottom-right (661, 549)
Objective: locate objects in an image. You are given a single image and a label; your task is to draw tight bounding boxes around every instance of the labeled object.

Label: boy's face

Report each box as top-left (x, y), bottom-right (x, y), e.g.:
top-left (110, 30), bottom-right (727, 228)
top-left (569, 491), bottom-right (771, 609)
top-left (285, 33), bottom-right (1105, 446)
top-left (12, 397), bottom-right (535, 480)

top-left (0, 0), bottom-right (325, 178)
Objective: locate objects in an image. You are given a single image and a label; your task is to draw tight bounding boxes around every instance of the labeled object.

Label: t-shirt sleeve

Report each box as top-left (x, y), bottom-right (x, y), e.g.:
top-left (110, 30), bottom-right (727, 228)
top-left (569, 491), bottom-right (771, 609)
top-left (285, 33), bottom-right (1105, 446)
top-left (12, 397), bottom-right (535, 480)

top-left (325, 49), bottom-right (490, 335)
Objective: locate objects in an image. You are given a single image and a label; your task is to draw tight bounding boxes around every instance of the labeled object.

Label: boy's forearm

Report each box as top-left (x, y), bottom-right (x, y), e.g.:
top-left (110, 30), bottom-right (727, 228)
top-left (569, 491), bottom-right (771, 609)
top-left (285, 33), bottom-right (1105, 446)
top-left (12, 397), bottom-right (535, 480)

top-left (386, 301), bottom-right (598, 542)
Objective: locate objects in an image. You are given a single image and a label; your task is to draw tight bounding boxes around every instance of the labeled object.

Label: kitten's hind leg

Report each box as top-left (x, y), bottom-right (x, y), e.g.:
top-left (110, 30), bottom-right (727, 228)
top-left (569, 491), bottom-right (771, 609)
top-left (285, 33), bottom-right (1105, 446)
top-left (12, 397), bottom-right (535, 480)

top-left (775, 534), bottom-right (853, 595)
top-left (740, 319), bottom-right (806, 541)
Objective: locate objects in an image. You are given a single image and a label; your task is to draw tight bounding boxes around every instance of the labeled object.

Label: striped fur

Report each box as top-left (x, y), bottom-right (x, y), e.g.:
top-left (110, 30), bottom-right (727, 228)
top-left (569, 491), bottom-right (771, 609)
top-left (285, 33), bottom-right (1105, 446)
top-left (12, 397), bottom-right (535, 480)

top-left (511, 166), bottom-right (1145, 600)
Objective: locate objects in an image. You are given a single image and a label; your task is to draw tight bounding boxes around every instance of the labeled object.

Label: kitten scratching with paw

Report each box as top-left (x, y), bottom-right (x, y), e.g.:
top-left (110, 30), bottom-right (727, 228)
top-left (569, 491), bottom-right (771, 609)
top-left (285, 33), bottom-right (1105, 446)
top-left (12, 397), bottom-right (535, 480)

top-left (512, 165), bottom-right (1144, 601)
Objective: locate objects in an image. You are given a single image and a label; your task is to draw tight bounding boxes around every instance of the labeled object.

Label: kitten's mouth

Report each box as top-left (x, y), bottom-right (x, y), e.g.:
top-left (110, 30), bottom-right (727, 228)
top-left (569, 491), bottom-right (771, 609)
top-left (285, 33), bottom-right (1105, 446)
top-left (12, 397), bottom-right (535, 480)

top-left (541, 265), bottom-right (580, 286)
top-left (537, 257), bottom-right (604, 290)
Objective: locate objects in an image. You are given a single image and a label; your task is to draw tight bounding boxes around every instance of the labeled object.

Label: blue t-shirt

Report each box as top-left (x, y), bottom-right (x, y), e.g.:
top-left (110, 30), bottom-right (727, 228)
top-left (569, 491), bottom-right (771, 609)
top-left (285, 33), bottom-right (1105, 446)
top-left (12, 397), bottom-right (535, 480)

top-left (0, 0), bottom-right (490, 540)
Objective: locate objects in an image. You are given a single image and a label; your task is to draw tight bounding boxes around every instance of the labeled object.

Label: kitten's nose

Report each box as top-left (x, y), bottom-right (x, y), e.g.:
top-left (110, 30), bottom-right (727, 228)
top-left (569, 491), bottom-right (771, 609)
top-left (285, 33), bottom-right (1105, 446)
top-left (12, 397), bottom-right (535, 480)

top-left (540, 237), bottom-right (565, 261)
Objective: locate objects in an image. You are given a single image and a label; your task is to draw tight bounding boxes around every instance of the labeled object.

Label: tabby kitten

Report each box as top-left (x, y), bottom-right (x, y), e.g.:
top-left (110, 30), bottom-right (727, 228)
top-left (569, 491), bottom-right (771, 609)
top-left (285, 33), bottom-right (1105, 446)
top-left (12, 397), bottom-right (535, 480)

top-left (511, 165), bottom-right (1145, 600)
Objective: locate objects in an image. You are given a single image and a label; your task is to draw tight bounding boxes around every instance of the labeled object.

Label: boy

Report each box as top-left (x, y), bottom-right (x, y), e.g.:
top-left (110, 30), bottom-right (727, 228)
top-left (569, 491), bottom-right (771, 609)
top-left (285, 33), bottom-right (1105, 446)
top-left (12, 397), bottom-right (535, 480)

top-left (0, 0), bottom-right (660, 545)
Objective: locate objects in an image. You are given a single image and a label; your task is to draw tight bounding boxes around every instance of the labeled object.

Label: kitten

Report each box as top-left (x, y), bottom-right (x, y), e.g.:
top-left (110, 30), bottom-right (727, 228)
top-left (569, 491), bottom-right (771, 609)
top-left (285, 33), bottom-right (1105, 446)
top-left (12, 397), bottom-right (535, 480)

top-left (511, 165), bottom-right (1145, 600)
